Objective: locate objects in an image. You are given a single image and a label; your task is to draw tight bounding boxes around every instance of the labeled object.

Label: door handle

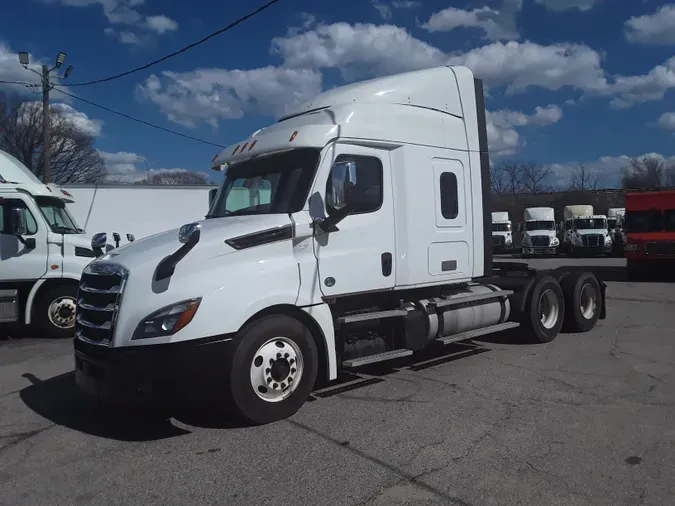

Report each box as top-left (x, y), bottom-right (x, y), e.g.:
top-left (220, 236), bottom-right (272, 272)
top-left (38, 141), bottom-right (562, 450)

top-left (381, 252), bottom-right (392, 277)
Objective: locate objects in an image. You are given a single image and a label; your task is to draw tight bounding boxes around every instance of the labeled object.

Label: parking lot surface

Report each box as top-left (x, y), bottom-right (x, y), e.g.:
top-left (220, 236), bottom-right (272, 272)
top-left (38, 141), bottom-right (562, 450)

top-left (1, 257), bottom-right (674, 505)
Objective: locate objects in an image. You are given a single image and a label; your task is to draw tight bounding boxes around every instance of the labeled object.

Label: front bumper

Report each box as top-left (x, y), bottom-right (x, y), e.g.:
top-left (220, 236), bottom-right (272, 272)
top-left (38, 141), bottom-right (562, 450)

top-left (522, 247), bottom-right (557, 256)
top-left (74, 334), bottom-right (235, 408)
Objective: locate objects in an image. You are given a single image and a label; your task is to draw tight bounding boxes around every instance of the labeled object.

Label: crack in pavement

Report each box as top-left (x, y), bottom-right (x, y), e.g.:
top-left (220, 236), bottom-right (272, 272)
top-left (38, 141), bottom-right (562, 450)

top-left (0, 424), bottom-right (56, 456)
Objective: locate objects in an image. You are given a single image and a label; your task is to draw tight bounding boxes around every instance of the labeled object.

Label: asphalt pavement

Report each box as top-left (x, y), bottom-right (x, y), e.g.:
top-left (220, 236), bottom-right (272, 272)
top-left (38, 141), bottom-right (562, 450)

top-left (1, 257), bottom-right (674, 505)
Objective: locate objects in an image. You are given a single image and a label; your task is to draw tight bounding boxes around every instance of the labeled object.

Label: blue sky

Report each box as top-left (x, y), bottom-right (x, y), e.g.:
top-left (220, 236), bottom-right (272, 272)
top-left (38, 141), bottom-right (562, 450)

top-left (1, 0), bottom-right (675, 187)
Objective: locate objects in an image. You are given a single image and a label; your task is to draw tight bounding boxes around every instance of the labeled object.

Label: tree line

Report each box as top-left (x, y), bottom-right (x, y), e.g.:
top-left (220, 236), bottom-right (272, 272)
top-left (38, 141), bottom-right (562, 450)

top-left (0, 93), bottom-right (210, 185)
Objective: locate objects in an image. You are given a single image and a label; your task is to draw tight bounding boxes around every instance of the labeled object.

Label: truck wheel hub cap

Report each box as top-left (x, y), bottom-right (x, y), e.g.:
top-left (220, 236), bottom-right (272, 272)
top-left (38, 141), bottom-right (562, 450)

top-left (48, 297), bottom-right (76, 328)
top-left (250, 337), bottom-right (304, 403)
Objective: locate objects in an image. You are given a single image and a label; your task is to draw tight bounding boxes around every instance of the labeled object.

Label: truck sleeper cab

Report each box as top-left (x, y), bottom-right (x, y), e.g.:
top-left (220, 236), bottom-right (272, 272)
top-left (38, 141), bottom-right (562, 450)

top-left (72, 66), bottom-right (607, 425)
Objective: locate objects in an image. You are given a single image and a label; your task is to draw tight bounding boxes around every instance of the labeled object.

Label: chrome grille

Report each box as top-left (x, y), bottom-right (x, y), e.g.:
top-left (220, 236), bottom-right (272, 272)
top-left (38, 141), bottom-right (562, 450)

top-left (531, 236), bottom-right (550, 247)
top-left (581, 234), bottom-right (604, 247)
top-left (75, 262), bottom-right (128, 347)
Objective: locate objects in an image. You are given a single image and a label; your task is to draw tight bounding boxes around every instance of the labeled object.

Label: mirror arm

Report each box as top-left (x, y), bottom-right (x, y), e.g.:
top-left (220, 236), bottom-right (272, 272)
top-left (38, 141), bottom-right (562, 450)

top-left (317, 203), bottom-right (356, 233)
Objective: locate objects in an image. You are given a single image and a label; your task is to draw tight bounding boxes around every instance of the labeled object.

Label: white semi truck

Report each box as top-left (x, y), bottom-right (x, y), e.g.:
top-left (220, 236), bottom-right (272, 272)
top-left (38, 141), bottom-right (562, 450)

top-left (520, 207), bottom-right (559, 257)
top-left (562, 205), bottom-right (612, 256)
top-left (491, 211), bottom-right (513, 253)
top-left (70, 66), bottom-right (607, 425)
top-left (0, 150), bottom-right (110, 338)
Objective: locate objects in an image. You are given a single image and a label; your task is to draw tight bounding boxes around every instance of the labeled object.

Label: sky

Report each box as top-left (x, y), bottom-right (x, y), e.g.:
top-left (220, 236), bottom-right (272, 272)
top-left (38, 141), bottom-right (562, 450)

top-left (1, 0), bottom-right (675, 188)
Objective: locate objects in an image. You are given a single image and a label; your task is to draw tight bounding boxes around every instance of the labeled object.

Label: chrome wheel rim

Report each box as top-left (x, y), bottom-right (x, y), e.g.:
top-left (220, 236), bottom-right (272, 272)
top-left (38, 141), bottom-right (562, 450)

top-left (250, 337), bottom-right (304, 403)
top-left (48, 296), bottom-right (77, 329)
top-left (539, 289), bottom-right (560, 330)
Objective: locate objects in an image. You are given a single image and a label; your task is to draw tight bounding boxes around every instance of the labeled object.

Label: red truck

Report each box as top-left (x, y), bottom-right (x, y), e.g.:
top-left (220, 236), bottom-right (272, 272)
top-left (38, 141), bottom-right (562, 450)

top-left (624, 189), bottom-right (675, 278)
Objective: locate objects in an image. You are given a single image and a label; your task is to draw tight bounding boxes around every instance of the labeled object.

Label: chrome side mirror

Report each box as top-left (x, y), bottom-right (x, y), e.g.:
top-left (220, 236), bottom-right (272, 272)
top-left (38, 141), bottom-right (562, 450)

top-left (9, 207), bottom-right (27, 236)
top-left (91, 232), bottom-right (107, 250)
top-left (179, 222), bottom-right (201, 246)
top-left (326, 161), bottom-right (357, 211)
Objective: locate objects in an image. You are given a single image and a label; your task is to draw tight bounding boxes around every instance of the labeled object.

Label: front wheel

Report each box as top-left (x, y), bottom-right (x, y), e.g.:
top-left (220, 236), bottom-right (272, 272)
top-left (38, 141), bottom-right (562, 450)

top-left (35, 284), bottom-right (78, 338)
top-left (522, 276), bottom-right (565, 343)
top-left (228, 315), bottom-right (318, 425)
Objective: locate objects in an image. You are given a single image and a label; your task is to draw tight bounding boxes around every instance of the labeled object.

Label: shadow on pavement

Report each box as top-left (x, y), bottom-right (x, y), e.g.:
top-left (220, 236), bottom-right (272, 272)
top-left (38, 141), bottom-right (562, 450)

top-left (19, 371), bottom-right (192, 442)
top-left (550, 265), bottom-right (675, 283)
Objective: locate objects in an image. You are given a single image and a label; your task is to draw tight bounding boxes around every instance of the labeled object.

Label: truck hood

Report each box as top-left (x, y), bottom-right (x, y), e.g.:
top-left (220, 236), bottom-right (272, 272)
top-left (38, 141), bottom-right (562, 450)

top-left (101, 214), bottom-right (293, 272)
top-left (524, 230), bottom-right (556, 238)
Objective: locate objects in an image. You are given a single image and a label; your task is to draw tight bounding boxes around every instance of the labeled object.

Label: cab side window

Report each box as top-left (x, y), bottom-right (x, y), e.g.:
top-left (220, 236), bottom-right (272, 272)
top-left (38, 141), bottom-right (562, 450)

top-left (325, 154), bottom-right (383, 215)
top-left (0, 199), bottom-right (39, 235)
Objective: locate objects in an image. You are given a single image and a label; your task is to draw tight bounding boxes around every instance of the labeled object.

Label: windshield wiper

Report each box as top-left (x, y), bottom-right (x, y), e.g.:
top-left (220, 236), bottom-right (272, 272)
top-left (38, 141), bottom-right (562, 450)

top-left (52, 225), bottom-right (79, 234)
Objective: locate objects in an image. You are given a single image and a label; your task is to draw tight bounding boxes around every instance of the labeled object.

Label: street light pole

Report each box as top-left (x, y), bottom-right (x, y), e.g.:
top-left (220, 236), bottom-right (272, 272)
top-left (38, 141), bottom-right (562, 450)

top-left (19, 51), bottom-right (74, 184)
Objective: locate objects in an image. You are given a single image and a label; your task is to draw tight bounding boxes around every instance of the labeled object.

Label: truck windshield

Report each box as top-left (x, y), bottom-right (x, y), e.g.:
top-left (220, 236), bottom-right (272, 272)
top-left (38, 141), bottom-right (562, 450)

top-left (207, 148), bottom-right (320, 219)
top-left (525, 221), bottom-right (554, 231)
top-left (574, 218), bottom-right (606, 230)
top-left (35, 196), bottom-right (82, 234)
top-left (625, 210), bottom-right (663, 233)
top-left (492, 223), bottom-right (511, 232)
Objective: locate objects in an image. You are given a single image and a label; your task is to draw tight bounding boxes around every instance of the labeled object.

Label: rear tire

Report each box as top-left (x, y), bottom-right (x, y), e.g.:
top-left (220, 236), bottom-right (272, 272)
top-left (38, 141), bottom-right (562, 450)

top-left (560, 272), bottom-right (601, 333)
top-left (228, 315), bottom-right (318, 425)
top-left (522, 276), bottom-right (565, 343)
top-left (35, 284), bottom-right (78, 338)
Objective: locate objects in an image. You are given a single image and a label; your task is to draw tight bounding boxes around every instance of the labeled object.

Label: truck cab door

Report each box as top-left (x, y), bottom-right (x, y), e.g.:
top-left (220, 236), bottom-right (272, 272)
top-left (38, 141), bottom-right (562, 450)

top-left (310, 144), bottom-right (396, 297)
top-left (0, 197), bottom-right (48, 281)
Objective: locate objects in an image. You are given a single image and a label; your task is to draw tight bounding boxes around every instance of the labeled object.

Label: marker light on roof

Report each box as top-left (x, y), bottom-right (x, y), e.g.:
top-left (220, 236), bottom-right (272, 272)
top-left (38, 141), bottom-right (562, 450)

top-left (249, 140), bottom-right (257, 151)
top-left (289, 131), bottom-right (298, 142)
top-left (232, 145), bottom-right (240, 155)
top-left (241, 142), bottom-right (249, 152)
top-left (211, 153), bottom-right (219, 163)
top-left (61, 189), bottom-right (73, 198)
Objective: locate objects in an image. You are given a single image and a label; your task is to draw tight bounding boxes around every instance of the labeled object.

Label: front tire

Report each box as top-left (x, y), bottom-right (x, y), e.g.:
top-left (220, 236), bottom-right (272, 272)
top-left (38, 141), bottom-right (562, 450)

top-left (522, 276), bottom-right (565, 343)
top-left (560, 272), bottom-right (601, 333)
top-left (228, 315), bottom-right (318, 425)
top-left (35, 284), bottom-right (78, 338)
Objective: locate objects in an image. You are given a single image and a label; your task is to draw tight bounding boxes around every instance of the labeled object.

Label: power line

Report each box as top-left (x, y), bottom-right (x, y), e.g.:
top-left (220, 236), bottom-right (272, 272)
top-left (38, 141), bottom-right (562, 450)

top-left (62, 0), bottom-right (281, 88)
top-left (53, 87), bottom-right (227, 148)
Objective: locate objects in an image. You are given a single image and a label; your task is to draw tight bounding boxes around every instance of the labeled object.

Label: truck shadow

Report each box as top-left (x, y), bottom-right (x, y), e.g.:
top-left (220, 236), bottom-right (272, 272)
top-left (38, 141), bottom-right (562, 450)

top-left (550, 265), bottom-right (675, 283)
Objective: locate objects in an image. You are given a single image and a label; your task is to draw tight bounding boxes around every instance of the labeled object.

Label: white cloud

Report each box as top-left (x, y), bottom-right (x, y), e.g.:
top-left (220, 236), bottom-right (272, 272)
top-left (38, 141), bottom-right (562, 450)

top-left (487, 105), bottom-right (563, 155)
top-left (51, 0), bottom-right (177, 45)
top-left (99, 150), bottom-right (142, 176)
top-left (549, 152), bottom-right (675, 188)
top-left (371, 0), bottom-right (392, 20)
top-left (658, 112), bottom-right (675, 133)
top-left (534, 0), bottom-right (600, 12)
top-left (137, 66), bottom-right (323, 128)
top-left (597, 56), bottom-right (675, 108)
top-left (272, 22), bottom-right (608, 94)
top-left (51, 103), bottom-right (103, 136)
top-left (392, 1), bottom-right (420, 8)
top-left (625, 5), bottom-right (675, 46)
top-left (421, 0), bottom-right (522, 41)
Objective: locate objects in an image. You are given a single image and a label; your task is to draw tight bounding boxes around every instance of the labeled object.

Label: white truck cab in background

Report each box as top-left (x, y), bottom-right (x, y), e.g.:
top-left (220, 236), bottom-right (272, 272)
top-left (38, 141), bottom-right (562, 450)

top-left (520, 207), bottom-right (559, 257)
top-left (0, 150), bottom-right (113, 337)
top-left (562, 205), bottom-right (611, 256)
top-left (491, 211), bottom-right (513, 253)
top-left (73, 66), bottom-right (607, 425)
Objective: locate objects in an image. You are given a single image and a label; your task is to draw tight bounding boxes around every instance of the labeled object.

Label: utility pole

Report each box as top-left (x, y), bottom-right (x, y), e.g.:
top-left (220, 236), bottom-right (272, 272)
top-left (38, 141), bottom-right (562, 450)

top-left (41, 65), bottom-right (51, 184)
top-left (18, 51), bottom-right (73, 184)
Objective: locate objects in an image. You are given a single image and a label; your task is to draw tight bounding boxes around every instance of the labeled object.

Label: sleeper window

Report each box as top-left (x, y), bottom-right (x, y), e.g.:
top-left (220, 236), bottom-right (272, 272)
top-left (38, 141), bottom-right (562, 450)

top-left (439, 172), bottom-right (459, 219)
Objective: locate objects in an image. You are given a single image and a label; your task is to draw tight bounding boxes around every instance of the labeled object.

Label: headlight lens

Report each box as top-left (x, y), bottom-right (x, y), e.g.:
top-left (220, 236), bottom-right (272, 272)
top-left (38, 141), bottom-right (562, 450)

top-left (551, 237), bottom-right (559, 245)
top-left (132, 298), bottom-right (202, 340)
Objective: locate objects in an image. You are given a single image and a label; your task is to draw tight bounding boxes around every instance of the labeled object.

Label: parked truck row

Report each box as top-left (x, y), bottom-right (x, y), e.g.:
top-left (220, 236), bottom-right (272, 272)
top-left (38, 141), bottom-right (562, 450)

top-left (68, 66), bottom-right (607, 425)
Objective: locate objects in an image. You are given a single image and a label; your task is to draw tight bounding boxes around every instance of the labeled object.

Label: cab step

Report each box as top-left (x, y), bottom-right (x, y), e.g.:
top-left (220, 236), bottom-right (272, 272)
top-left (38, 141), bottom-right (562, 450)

top-left (342, 348), bottom-right (413, 368)
top-left (337, 309), bottom-right (408, 325)
top-left (437, 321), bottom-right (520, 345)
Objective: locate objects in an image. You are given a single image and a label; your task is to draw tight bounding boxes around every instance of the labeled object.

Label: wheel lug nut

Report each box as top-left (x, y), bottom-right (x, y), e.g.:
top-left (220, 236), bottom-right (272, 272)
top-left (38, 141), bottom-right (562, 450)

top-left (277, 353), bottom-right (282, 358)
top-left (284, 353), bottom-right (289, 358)
top-left (273, 383), bottom-right (278, 389)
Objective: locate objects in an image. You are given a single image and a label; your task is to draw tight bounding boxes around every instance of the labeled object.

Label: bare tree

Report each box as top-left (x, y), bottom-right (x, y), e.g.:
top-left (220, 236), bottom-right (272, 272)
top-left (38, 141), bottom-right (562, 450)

top-left (490, 164), bottom-right (508, 194)
top-left (135, 170), bottom-right (211, 185)
top-left (620, 156), bottom-right (667, 190)
top-left (568, 164), bottom-right (602, 191)
top-left (495, 161), bottom-right (526, 194)
top-left (520, 161), bottom-right (553, 194)
top-left (0, 94), bottom-right (107, 183)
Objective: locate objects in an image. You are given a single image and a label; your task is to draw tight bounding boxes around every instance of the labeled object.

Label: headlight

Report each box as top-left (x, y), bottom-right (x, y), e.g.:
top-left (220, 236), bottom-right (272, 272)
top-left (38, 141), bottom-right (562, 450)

top-left (551, 237), bottom-right (559, 245)
top-left (132, 298), bottom-right (202, 340)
